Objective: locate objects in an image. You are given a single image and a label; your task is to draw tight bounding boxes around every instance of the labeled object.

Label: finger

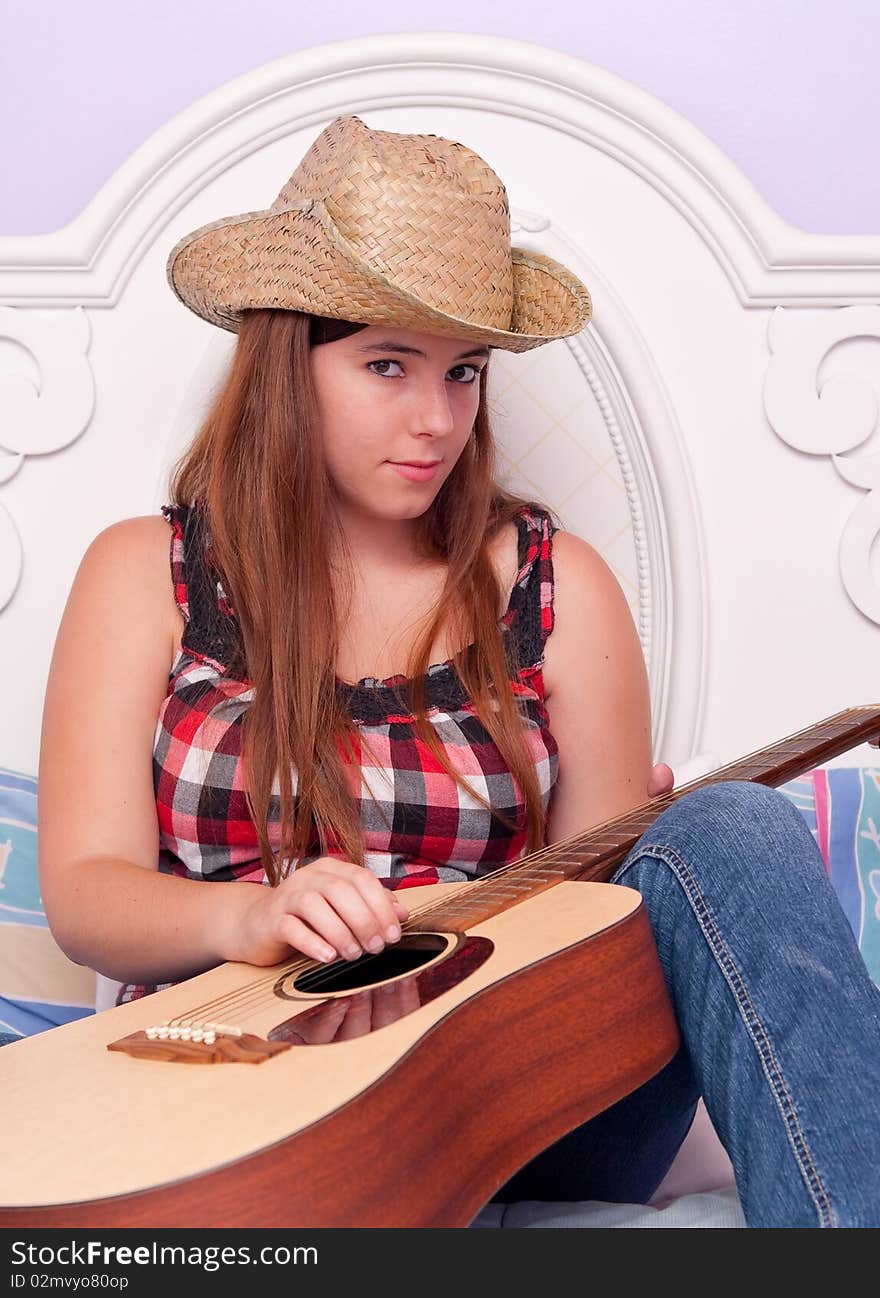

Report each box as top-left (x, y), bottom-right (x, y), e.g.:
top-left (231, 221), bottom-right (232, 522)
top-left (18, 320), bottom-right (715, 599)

top-left (647, 762), bottom-right (674, 797)
top-left (305, 877), bottom-right (400, 957)
top-left (294, 890), bottom-right (369, 962)
top-left (343, 875), bottom-right (408, 948)
top-left (359, 874), bottom-right (410, 933)
top-left (316, 863), bottom-right (407, 946)
top-left (276, 912), bottom-right (339, 964)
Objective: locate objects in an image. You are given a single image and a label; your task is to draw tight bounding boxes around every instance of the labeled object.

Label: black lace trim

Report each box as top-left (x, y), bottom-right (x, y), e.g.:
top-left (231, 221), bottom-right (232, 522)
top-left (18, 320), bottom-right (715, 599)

top-left (167, 503), bottom-right (551, 721)
top-left (169, 503), bottom-right (242, 672)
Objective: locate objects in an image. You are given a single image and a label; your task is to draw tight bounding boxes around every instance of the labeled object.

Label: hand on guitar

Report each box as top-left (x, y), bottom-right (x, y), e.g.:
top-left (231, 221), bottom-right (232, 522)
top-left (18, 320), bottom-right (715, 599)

top-left (235, 770), bottom-right (674, 968)
top-left (237, 857), bottom-right (410, 968)
top-left (647, 762), bottom-right (674, 798)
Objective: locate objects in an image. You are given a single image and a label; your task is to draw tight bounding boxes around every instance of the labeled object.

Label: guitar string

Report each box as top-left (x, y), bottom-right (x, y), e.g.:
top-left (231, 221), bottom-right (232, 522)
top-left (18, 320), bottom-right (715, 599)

top-left (163, 727), bottom-right (846, 1031)
top-left (169, 790), bottom-right (754, 1029)
top-left (163, 726), bottom-right (848, 1030)
top-left (220, 717), bottom-right (867, 1026)
top-left (160, 722), bottom-right (857, 1030)
top-left (167, 846), bottom-right (585, 1030)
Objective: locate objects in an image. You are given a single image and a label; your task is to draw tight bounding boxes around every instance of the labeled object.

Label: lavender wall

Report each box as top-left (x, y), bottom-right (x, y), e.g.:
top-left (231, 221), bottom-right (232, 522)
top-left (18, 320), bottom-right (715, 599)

top-left (2, 0), bottom-right (877, 236)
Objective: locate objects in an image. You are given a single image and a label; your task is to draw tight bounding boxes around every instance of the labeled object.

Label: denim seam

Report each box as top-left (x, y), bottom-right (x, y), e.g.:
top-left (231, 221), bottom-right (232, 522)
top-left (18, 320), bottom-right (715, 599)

top-left (615, 844), bottom-right (835, 1228)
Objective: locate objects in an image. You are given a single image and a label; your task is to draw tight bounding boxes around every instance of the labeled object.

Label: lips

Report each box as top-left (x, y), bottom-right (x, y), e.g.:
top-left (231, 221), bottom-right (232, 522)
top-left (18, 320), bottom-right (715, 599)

top-left (387, 461), bottom-right (441, 468)
top-left (386, 460), bottom-right (441, 483)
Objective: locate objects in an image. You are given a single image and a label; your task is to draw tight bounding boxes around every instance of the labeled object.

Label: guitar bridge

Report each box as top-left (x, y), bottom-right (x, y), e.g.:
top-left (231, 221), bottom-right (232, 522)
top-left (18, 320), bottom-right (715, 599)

top-left (107, 1021), bottom-right (291, 1064)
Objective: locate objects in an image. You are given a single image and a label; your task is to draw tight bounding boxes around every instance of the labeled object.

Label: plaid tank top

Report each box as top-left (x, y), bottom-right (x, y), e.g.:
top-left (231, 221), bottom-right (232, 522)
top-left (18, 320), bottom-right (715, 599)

top-left (122, 501), bottom-right (560, 1004)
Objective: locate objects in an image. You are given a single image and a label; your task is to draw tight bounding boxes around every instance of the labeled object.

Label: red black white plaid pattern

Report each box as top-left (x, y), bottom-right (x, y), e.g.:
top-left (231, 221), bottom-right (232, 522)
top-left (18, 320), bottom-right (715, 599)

top-left (120, 501), bottom-right (559, 1003)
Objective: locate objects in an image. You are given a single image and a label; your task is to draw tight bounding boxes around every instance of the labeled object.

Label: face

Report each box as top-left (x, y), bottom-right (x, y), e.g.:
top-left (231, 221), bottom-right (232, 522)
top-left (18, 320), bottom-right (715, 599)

top-left (309, 324), bottom-right (488, 530)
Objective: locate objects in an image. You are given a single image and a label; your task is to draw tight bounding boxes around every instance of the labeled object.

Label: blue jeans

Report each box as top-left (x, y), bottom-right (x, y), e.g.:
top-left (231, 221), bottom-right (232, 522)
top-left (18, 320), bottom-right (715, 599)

top-left (492, 780), bottom-right (880, 1227)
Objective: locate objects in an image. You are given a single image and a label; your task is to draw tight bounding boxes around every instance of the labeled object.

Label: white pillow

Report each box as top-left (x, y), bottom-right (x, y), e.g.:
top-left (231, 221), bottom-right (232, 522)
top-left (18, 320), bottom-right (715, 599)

top-left (95, 973), bottom-right (123, 1013)
top-left (648, 1099), bottom-right (736, 1205)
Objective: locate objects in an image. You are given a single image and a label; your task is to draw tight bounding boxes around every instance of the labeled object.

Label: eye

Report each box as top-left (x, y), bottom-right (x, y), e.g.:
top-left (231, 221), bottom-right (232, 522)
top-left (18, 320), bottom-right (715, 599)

top-left (366, 359), bottom-right (405, 378)
top-left (365, 359), bottom-right (483, 383)
top-left (447, 364), bottom-right (481, 384)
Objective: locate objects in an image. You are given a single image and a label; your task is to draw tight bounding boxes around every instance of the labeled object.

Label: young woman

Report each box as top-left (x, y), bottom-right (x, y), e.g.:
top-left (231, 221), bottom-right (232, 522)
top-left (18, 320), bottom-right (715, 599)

top-left (36, 116), bottom-right (880, 1226)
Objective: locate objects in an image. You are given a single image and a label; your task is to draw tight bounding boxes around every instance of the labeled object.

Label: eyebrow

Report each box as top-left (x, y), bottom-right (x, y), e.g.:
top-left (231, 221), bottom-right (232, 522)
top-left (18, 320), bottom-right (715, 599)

top-left (355, 341), bottom-right (491, 361)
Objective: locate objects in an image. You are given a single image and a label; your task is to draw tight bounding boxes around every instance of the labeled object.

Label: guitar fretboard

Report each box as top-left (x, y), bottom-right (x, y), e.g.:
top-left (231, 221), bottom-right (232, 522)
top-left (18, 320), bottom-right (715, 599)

top-left (405, 705), bottom-right (880, 935)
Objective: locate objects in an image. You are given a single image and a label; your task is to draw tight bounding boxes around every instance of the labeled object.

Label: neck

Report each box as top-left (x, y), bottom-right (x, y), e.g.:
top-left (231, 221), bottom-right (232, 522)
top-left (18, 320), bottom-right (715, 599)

top-left (331, 510), bottom-right (436, 583)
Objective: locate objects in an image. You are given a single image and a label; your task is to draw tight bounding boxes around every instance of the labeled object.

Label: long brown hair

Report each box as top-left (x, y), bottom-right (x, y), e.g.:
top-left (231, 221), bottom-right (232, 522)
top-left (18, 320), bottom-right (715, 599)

top-left (168, 308), bottom-right (556, 885)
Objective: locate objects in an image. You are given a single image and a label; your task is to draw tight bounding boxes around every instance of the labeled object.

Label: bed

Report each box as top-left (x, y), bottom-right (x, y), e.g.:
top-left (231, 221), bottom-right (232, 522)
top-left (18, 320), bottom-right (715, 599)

top-left (1, 33), bottom-right (878, 1227)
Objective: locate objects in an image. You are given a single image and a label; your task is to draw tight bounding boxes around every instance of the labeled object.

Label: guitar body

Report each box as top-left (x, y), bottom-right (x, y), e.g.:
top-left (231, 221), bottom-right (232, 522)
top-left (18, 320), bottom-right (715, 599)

top-left (0, 881), bottom-right (678, 1227)
top-left (6, 706), bottom-right (879, 1227)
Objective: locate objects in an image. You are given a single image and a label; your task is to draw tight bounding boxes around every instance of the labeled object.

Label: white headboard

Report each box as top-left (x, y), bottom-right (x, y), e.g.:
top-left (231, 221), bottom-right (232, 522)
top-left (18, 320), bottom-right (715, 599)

top-left (2, 33), bottom-right (879, 780)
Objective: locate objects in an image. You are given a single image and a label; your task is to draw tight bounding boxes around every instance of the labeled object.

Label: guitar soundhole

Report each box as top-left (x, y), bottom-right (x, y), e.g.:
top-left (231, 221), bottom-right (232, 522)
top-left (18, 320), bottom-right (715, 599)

top-left (268, 935), bottom-right (494, 1044)
top-left (288, 932), bottom-right (452, 995)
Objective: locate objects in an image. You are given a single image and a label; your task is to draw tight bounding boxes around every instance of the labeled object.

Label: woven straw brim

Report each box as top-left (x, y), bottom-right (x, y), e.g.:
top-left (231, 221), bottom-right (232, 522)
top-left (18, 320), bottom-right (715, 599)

top-left (166, 201), bottom-right (592, 352)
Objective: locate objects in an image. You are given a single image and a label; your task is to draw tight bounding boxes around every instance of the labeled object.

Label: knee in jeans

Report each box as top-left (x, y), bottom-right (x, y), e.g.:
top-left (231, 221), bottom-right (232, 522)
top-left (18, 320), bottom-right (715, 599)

top-left (634, 779), bottom-right (815, 882)
top-left (685, 778), bottom-right (779, 807)
top-left (659, 778), bottom-right (796, 830)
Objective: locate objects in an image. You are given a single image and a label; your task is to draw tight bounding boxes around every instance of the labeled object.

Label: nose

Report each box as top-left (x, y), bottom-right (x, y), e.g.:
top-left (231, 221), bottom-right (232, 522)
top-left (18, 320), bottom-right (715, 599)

top-left (407, 376), bottom-right (457, 438)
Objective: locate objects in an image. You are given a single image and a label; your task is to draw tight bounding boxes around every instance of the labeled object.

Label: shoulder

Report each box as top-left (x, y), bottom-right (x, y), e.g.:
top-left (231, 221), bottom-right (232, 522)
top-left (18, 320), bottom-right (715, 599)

top-left (79, 514), bottom-right (184, 658)
top-left (549, 528), bottom-right (617, 586)
top-left (546, 528), bottom-right (634, 636)
top-left (92, 511), bottom-right (176, 548)
top-left (542, 529), bottom-right (636, 702)
top-left (85, 514), bottom-right (176, 585)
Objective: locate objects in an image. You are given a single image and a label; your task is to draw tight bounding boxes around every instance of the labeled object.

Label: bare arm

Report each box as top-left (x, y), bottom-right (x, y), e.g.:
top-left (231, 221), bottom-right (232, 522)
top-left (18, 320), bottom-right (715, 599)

top-left (38, 518), bottom-right (405, 986)
top-left (38, 518), bottom-right (249, 983)
top-left (542, 530), bottom-right (655, 845)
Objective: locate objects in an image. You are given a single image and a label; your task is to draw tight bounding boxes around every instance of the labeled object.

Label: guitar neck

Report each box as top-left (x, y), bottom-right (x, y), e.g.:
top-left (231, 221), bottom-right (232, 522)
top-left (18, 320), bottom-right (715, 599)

top-left (405, 705), bottom-right (880, 935)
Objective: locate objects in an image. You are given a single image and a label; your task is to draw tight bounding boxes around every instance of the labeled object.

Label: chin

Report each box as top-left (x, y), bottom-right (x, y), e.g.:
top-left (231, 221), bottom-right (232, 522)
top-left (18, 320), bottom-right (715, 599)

top-left (348, 496), bottom-right (433, 521)
top-left (389, 500), bottom-right (435, 519)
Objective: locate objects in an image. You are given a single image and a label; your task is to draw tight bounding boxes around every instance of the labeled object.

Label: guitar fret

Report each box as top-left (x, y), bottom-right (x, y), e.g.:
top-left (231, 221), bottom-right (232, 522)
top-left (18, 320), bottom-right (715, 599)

top-left (564, 708), bottom-right (879, 873)
top-left (411, 708), bottom-right (880, 933)
top-left (728, 764), bottom-right (768, 781)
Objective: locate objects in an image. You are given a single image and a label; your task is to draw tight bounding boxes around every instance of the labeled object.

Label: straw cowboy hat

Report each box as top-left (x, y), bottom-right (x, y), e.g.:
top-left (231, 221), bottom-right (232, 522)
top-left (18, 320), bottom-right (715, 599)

top-left (166, 115), bottom-right (592, 353)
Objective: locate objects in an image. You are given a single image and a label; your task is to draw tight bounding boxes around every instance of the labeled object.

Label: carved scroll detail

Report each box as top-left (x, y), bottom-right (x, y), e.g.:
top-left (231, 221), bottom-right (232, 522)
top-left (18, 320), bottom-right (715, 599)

top-left (0, 306), bottom-right (95, 612)
top-left (764, 305), bottom-right (880, 623)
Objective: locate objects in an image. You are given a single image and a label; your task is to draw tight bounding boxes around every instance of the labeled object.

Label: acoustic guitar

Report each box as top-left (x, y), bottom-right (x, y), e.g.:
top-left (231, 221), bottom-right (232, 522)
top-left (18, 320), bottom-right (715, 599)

top-left (1, 705), bottom-right (877, 1228)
